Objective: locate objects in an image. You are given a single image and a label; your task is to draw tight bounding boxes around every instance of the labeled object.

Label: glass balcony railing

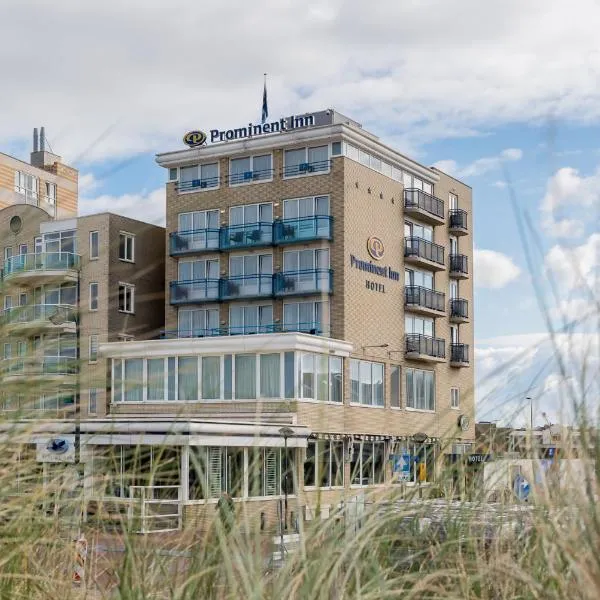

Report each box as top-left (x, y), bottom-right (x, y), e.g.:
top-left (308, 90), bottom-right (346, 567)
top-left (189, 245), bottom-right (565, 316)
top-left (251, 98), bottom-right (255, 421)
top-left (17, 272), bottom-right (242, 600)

top-left (3, 252), bottom-right (80, 278)
top-left (177, 177), bottom-right (219, 192)
top-left (450, 343), bottom-right (470, 364)
top-left (405, 286), bottom-right (445, 312)
top-left (273, 216), bottom-right (333, 244)
top-left (1, 356), bottom-right (78, 377)
top-left (162, 321), bottom-right (325, 339)
top-left (449, 254), bottom-right (469, 275)
top-left (228, 168), bottom-right (274, 185)
top-left (220, 222), bottom-right (273, 250)
top-left (2, 304), bottom-right (77, 328)
top-left (404, 189), bottom-right (445, 221)
top-left (169, 229), bottom-right (220, 255)
top-left (283, 159), bottom-right (331, 178)
top-left (449, 209), bottom-right (468, 232)
top-left (169, 279), bottom-right (220, 304)
top-left (405, 334), bottom-right (446, 359)
top-left (450, 298), bottom-right (469, 320)
top-left (404, 237), bottom-right (445, 266)
top-left (219, 274), bottom-right (273, 300)
top-left (273, 269), bottom-right (333, 296)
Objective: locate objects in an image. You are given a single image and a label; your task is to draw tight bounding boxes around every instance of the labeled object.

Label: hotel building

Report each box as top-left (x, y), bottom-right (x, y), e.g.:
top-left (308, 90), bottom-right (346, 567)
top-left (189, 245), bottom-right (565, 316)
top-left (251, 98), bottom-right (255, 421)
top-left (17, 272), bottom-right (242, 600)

top-left (91, 109), bottom-right (475, 531)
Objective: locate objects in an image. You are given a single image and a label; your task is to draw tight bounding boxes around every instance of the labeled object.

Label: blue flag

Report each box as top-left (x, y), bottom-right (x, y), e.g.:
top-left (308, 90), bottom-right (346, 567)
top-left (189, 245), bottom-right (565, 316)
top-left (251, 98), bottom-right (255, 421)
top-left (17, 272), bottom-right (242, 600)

top-left (262, 78), bottom-right (268, 124)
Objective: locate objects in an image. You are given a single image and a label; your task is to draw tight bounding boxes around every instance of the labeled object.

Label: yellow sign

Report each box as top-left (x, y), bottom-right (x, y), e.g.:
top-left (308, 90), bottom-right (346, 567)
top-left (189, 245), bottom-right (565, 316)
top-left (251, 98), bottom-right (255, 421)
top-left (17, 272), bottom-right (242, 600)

top-left (366, 237), bottom-right (385, 260)
top-left (183, 130), bottom-right (207, 148)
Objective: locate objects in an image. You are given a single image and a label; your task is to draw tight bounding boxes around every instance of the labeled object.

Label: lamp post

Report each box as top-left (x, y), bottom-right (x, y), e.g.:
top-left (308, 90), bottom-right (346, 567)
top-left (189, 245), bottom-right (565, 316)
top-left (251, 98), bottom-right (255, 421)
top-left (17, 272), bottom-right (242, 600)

top-left (526, 396), bottom-right (533, 457)
top-left (278, 426), bottom-right (294, 531)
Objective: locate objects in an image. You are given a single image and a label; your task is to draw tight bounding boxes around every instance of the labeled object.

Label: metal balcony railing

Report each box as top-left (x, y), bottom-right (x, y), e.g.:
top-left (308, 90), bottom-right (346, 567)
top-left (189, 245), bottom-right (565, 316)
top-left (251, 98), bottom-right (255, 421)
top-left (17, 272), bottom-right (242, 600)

top-left (169, 229), bottom-right (220, 255)
top-left (273, 215), bottom-right (333, 244)
top-left (177, 177), bottom-right (220, 192)
top-left (405, 334), bottom-right (446, 358)
top-left (162, 321), bottom-right (325, 339)
top-left (3, 252), bottom-right (80, 278)
top-left (220, 222), bottom-right (273, 250)
top-left (283, 159), bottom-right (331, 178)
top-left (273, 269), bottom-right (333, 296)
top-left (450, 298), bottom-right (469, 319)
top-left (449, 254), bottom-right (469, 275)
top-left (404, 189), bottom-right (444, 220)
top-left (404, 237), bottom-right (445, 266)
top-left (450, 343), bottom-right (470, 364)
top-left (169, 279), bottom-right (220, 304)
top-left (405, 286), bottom-right (445, 312)
top-left (228, 168), bottom-right (274, 185)
top-left (219, 274), bottom-right (273, 300)
top-left (449, 209), bottom-right (468, 231)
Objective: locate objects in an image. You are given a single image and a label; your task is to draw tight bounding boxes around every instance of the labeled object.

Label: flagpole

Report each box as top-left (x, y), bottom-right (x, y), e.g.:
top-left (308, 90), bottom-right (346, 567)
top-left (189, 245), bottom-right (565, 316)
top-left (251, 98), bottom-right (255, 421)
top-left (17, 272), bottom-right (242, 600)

top-left (262, 73), bottom-right (269, 125)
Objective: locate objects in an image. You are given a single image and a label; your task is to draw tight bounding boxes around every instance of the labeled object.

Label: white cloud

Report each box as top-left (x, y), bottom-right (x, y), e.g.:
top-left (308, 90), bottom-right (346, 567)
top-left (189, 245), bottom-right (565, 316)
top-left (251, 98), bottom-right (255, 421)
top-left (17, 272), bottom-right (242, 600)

top-left (1, 1), bottom-right (600, 163)
top-left (78, 173), bottom-right (100, 194)
top-left (492, 180), bottom-right (507, 189)
top-left (432, 148), bottom-right (523, 179)
top-left (474, 249), bottom-right (521, 288)
top-left (79, 187), bottom-right (165, 225)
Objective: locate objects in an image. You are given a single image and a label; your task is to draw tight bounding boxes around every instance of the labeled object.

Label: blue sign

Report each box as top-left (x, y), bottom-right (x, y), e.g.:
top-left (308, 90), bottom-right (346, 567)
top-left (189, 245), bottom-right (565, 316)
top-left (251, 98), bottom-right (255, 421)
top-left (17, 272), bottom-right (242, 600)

top-left (513, 474), bottom-right (530, 501)
top-left (391, 454), bottom-right (411, 481)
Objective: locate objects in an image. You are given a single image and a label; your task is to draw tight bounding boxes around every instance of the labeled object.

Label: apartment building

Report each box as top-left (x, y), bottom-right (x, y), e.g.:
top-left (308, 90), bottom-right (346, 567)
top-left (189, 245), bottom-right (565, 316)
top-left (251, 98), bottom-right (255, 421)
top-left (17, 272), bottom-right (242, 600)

top-left (91, 109), bottom-right (475, 531)
top-left (0, 133), bottom-right (166, 418)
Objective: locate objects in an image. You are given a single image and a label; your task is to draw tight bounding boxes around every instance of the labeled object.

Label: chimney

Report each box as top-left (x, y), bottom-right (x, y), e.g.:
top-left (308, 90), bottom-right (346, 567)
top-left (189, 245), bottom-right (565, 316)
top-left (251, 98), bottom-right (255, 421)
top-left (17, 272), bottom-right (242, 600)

top-left (40, 127), bottom-right (46, 152)
top-left (33, 128), bottom-right (39, 153)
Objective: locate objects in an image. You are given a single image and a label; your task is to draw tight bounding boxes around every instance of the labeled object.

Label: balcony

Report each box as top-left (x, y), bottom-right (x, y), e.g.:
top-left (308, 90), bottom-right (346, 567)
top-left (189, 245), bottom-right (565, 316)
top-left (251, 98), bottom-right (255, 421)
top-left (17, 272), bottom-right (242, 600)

top-left (449, 254), bottom-right (469, 279)
top-left (404, 189), bottom-right (445, 225)
top-left (449, 298), bottom-right (469, 323)
top-left (283, 160), bottom-right (331, 178)
top-left (169, 279), bottom-right (220, 304)
top-left (404, 286), bottom-right (445, 317)
top-left (169, 229), bottom-right (220, 256)
top-left (177, 177), bottom-right (219, 192)
top-left (273, 269), bottom-right (333, 297)
top-left (1, 356), bottom-right (78, 385)
top-left (449, 209), bottom-right (468, 236)
top-left (162, 321), bottom-right (326, 339)
top-left (450, 343), bottom-right (470, 367)
top-left (273, 216), bottom-right (333, 245)
top-left (219, 274), bottom-right (273, 300)
top-left (229, 168), bottom-right (274, 185)
top-left (404, 238), bottom-right (445, 271)
top-left (220, 222), bottom-right (273, 250)
top-left (405, 334), bottom-right (446, 362)
top-left (2, 253), bottom-right (80, 287)
top-left (1, 304), bottom-right (77, 335)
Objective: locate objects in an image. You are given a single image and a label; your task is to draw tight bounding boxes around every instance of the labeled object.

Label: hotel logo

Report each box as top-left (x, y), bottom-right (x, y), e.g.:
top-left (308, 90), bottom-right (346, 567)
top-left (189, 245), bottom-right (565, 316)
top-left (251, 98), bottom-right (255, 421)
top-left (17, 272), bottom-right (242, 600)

top-left (366, 237), bottom-right (385, 260)
top-left (183, 130), bottom-right (207, 148)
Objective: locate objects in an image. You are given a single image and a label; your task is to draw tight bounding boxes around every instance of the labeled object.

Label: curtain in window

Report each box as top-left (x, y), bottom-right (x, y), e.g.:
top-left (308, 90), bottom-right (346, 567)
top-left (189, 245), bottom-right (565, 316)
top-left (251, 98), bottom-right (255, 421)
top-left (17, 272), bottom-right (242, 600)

top-left (301, 353), bottom-right (314, 399)
top-left (178, 357), bottom-right (198, 401)
top-left (316, 354), bottom-right (328, 401)
top-left (360, 361), bottom-right (372, 405)
top-left (350, 360), bottom-right (360, 403)
top-left (260, 354), bottom-right (280, 398)
top-left (235, 354), bottom-right (256, 399)
top-left (372, 363), bottom-right (384, 406)
top-left (202, 356), bottom-right (220, 399)
top-left (329, 356), bottom-right (342, 403)
top-left (146, 359), bottom-right (164, 400)
top-left (124, 359), bottom-right (143, 402)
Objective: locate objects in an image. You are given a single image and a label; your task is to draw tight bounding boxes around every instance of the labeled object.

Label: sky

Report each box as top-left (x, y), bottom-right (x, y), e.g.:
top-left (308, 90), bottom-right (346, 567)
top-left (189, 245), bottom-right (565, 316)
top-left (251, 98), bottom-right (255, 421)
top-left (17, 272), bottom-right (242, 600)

top-left (1, 0), bottom-right (599, 427)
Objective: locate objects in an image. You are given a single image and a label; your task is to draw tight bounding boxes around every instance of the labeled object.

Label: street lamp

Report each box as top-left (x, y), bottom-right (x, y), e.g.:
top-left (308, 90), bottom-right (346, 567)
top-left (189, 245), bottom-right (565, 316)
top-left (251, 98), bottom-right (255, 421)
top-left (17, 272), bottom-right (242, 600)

top-left (526, 396), bottom-right (533, 430)
top-left (278, 426), bottom-right (294, 531)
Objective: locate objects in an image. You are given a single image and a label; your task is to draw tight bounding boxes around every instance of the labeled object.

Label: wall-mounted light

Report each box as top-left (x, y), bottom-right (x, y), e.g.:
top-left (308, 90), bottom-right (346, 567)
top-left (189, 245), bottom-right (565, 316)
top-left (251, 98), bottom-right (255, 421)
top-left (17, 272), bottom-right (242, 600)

top-left (379, 192), bottom-right (384, 199)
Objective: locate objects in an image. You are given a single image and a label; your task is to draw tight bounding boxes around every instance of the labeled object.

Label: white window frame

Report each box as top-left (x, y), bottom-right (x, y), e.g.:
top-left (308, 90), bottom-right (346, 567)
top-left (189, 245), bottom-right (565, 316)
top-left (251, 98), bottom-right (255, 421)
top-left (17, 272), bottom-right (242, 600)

top-left (229, 153), bottom-right (274, 186)
top-left (89, 282), bottom-right (99, 311)
top-left (283, 145), bottom-right (331, 179)
top-left (89, 231), bottom-right (99, 260)
top-left (118, 232), bottom-right (135, 263)
top-left (405, 368), bottom-right (436, 412)
top-left (4, 296), bottom-right (12, 310)
top-left (451, 387), bottom-right (460, 410)
top-left (89, 334), bottom-right (99, 363)
top-left (118, 283), bottom-right (135, 314)
top-left (88, 388), bottom-right (98, 415)
top-left (350, 359), bottom-right (385, 407)
top-left (4, 247), bottom-right (12, 261)
top-left (45, 181), bottom-right (57, 204)
top-left (304, 439), bottom-right (345, 490)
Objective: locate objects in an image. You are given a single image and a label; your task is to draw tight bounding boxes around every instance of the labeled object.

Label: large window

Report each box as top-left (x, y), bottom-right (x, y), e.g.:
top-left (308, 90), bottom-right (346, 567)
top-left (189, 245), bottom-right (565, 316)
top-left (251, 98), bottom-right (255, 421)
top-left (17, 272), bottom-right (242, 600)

top-left (350, 360), bottom-right (384, 406)
top-left (178, 259), bottom-right (219, 281)
top-left (284, 146), bottom-right (329, 177)
top-left (229, 202), bottom-right (272, 227)
top-left (283, 301), bottom-right (327, 334)
top-left (179, 162), bottom-right (219, 189)
top-left (178, 209), bottom-right (219, 232)
top-left (298, 353), bottom-right (342, 402)
top-left (229, 304), bottom-right (273, 334)
top-left (351, 441), bottom-right (387, 486)
top-left (189, 447), bottom-right (245, 499)
top-left (248, 448), bottom-right (295, 498)
top-left (304, 440), bottom-right (344, 488)
top-left (404, 221), bottom-right (433, 242)
top-left (229, 154), bottom-right (273, 184)
top-left (283, 196), bottom-right (329, 219)
top-left (405, 368), bottom-right (435, 411)
top-left (178, 308), bottom-right (219, 337)
top-left (43, 230), bottom-right (76, 254)
top-left (119, 232), bottom-right (135, 262)
top-left (14, 171), bottom-right (38, 202)
top-left (177, 210), bottom-right (220, 251)
top-left (89, 282), bottom-right (98, 311)
top-left (282, 248), bottom-right (329, 293)
top-left (229, 253), bottom-right (272, 295)
top-left (405, 315), bottom-right (434, 337)
top-left (405, 268), bottom-right (433, 289)
top-left (451, 387), bottom-right (460, 409)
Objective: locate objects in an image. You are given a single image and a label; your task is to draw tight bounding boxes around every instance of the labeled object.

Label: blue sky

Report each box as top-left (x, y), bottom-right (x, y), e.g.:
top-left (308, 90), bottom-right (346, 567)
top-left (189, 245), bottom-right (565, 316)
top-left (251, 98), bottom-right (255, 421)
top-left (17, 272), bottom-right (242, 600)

top-left (1, 0), bottom-right (599, 426)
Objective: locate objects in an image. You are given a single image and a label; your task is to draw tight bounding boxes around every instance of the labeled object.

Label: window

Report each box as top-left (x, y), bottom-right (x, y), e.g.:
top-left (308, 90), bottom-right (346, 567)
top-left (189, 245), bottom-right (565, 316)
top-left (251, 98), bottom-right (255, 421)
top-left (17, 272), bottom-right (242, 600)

top-left (282, 248), bottom-right (330, 293)
top-left (89, 389), bottom-right (98, 415)
top-left (284, 146), bottom-right (329, 177)
top-left (451, 325), bottom-right (459, 345)
top-left (19, 293), bottom-right (27, 306)
top-left (405, 368), bottom-right (435, 411)
top-left (169, 168), bottom-right (178, 181)
top-left (4, 296), bottom-right (12, 310)
top-left (298, 353), bottom-right (343, 402)
top-left (118, 283), bottom-right (135, 313)
top-left (449, 280), bottom-right (458, 299)
top-left (283, 300), bottom-right (327, 334)
top-left (4, 247), bottom-right (12, 261)
top-left (19, 244), bottom-right (27, 255)
top-left (405, 221), bottom-right (433, 242)
top-left (235, 354), bottom-right (256, 399)
top-left (230, 154), bottom-right (273, 184)
top-left (304, 440), bottom-right (344, 488)
top-left (405, 268), bottom-right (433, 290)
top-left (350, 360), bottom-right (384, 406)
top-left (89, 335), bottom-right (99, 363)
top-left (282, 195), bottom-right (330, 239)
top-left (391, 365), bottom-right (401, 408)
top-left (89, 282), bottom-right (98, 311)
top-left (405, 315), bottom-right (434, 337)
top-left (14, 171), bottom-right (38, 202)
top-left (189, 447), bottom-right (245, 499)
top-left (391, 441), bottom-right (436, 483)
top-left (451, 387), bottom-right (460, 409)
top-left (259, 354), bottom-right (280, 398)
top-left (331, 141), bottom-right (342, 156)
top-left (179, 162), bottom-right (219, 190)
top-left (34, 237), bottom-right (42, 254)
top-left (4, 343), bottom-right (11, 360)
top-left (89, 231), bottom-right (99, 260)
top-left (119, 232), bottom-right (135, 262)
top-left (229, 304), bottom-right (273, 335)
top-left (45, 182), bottom-right (57, 204)
top-left (177, 210), bottom-right (220, 252)
top-left (178, 308), bottom-right (219, 337)
top-left (248, 447), bottom-right (294, 498)
top-left (229, 202), bottom-right (273, 227)
top-left (449, 192), bottom-right (458, 210)
top-left (229, 253), bottom-right (272, 296)
top-left (351, 441), bottom-right (387, 486)
top-left (43, 230), bottom-right (75, 254)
